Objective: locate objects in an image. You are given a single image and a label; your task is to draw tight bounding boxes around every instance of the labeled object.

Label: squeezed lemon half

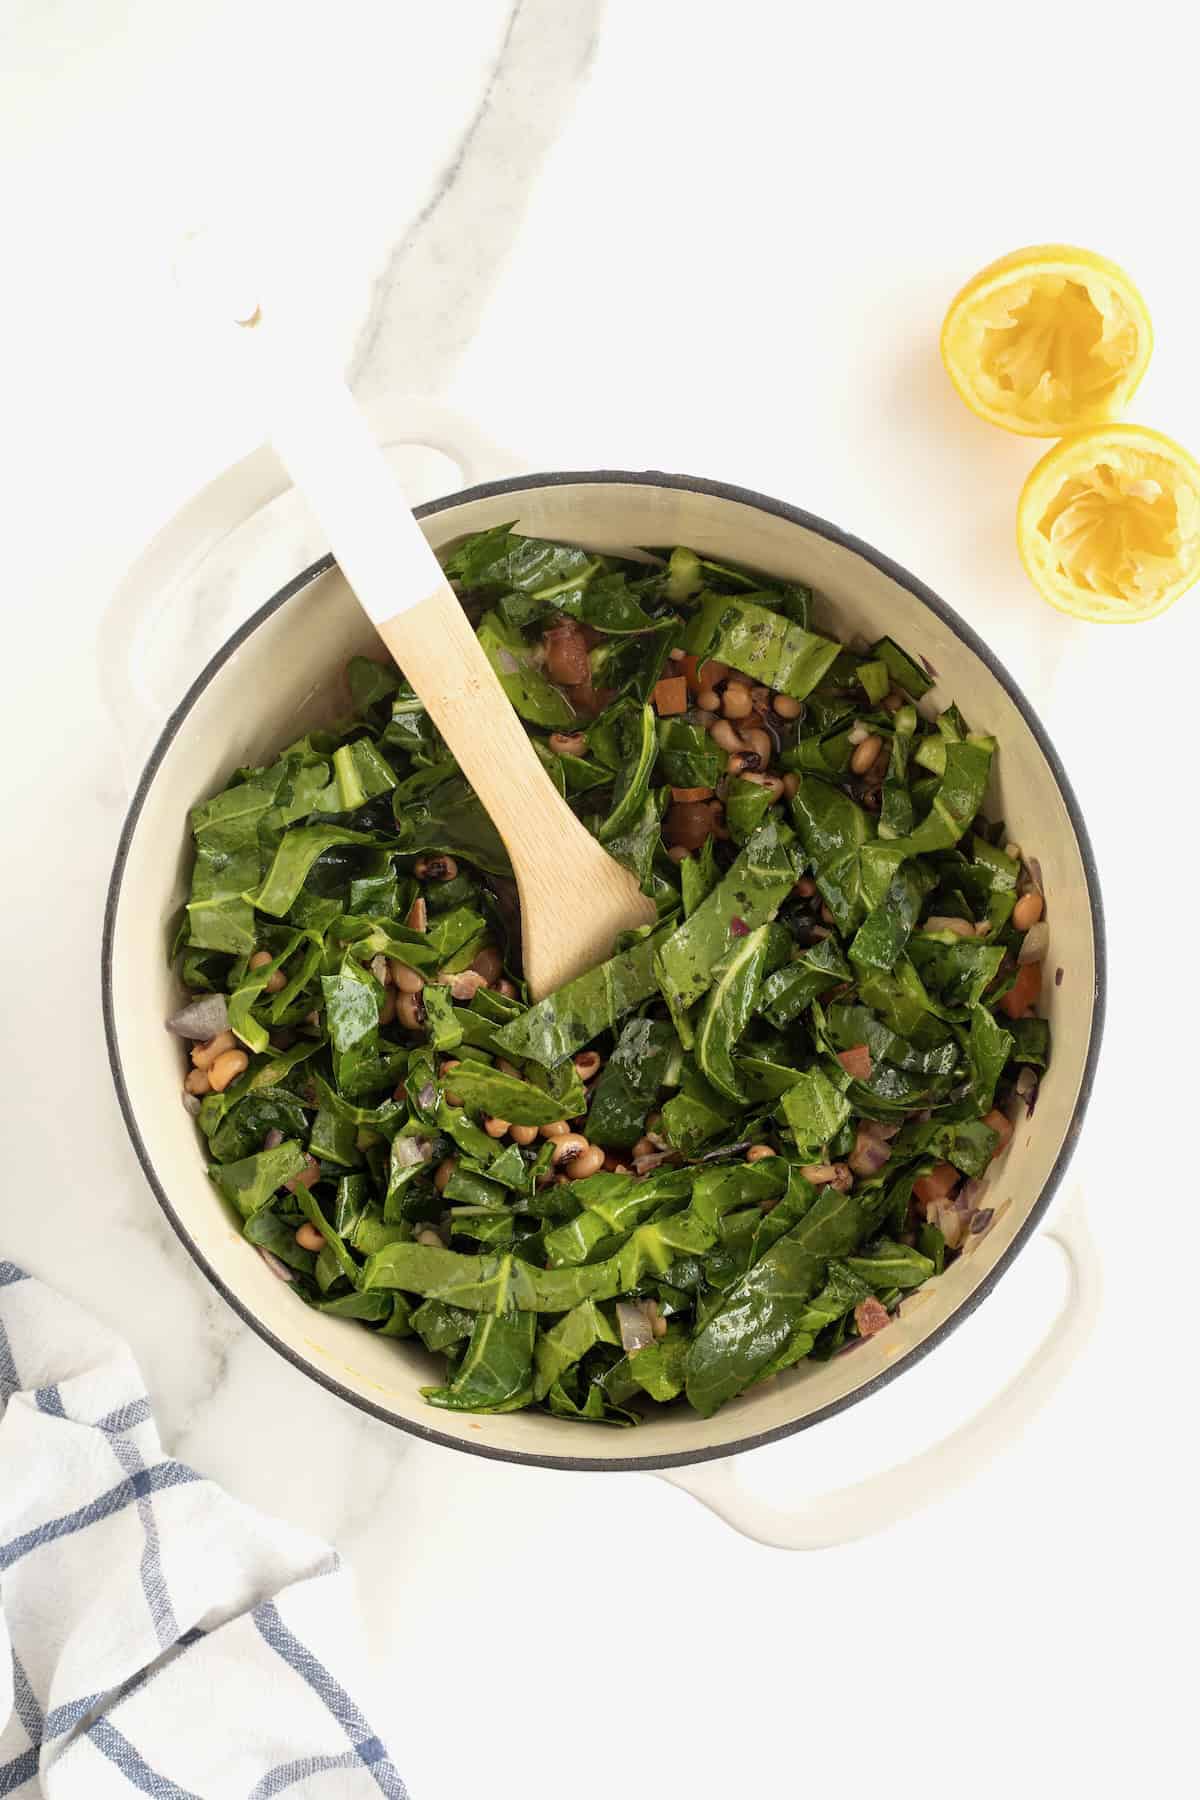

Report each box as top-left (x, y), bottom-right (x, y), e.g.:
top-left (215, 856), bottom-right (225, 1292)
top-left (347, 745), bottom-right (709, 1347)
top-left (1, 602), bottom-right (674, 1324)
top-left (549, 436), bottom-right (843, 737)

top-left (1017, 424), bottom-right (1200, 621)
top-left (942, 245), bottom-right (1153, 437)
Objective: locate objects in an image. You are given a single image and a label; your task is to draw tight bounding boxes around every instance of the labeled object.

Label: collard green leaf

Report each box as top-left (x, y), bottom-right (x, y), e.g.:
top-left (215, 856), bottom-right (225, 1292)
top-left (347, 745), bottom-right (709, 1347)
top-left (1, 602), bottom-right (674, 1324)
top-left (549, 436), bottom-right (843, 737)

top-left (436, 1062), bottom-right (565, 1127)
top-left (586, 1017), bottom-right (677, 1147)
top-left (248, 826), bottom-right (387, 917)
top-left (686, 593), bottom-right (840, 699)
top-left (653, 819), bottom-right (797, 1012)
top-left (423, 1309), bottom-right (537, 1413)
top-left (533, 1301), bottom-right (619, 1400)
top-left (347, 656), bottom-right (400, 718)
top-left (421, 982), bottom-right (463, 1052)
top-left (789, 776), bottom-right (875, 934)
top-left (792, 1259), bottom-right (872, 1335)
top-left (849, 860), bottom-right (934, 972)
top-left (208, 1141), bottom-right (307, 1218)
top-left (444, 525), bottom-right (597, 596)
top-left (844, 1239), bottom-right (935, 1291)
top-left (391, 772), bottom-right (512, 877)
top-left (603, 788), bottom-right (667, 891)
top-left (680, 836), bottom-right (721, 918)
top-left (322, 739), bottom-right (397, 812)
top-left (493, 925), bottom-right (673, 1066)
top-left (887, 739), bottom-right (994, 857)
top-left (661, 1060), bottom-right (738, 1154)
top-left (909, 936), bottom-right (1004, 1010)
top-left (685, 1181), bottom-right (890, 1415)
top-left (694, 923), bottom-right (789, 1102)
top-left (207, 1086), bottom-right (311, 1164)
top-left (724, 776), bottom-right (776, 846)
top-left (242, 1206), bottom-right (318, 1275)
top-left (656, 719), bottom-right (724, 790)
top-left (967, 1004), bottom-right (1014, 1114)
top-left (873, 636), bottom-right (933, 699)
top-left (627, 1327), bottom-right (689, 1402)
top-left (542, 1168), bottom-right (693, 1266)
top-left (598, 703), bottom-right (657, 843)
top-left (411, 1298), bottom-right (474, 1353)
top-left (1008, 1015), bottom-right (1050, 1068)
top-left (758, 936), bottom-right (851, 1027)
top-left (778, 1068), bottom-right (851, 1157)
top-left (477, 610), bottom-right (578, 729)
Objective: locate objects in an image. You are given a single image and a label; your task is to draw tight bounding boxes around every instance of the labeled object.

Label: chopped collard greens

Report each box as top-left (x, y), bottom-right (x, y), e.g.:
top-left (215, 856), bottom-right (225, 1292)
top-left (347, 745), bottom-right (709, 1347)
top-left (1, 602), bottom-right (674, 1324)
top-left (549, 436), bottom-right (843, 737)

top-left (172, 528), bottom-right (1049, 1423)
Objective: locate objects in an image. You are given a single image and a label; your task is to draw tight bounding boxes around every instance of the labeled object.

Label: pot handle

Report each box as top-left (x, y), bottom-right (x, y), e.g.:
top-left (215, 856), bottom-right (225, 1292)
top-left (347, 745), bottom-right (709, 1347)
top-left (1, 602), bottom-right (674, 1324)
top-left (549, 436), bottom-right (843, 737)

top-left (96, 397), bottom-right (522, 784)
top-left (656, 1192), bottom-right (1099, 1551)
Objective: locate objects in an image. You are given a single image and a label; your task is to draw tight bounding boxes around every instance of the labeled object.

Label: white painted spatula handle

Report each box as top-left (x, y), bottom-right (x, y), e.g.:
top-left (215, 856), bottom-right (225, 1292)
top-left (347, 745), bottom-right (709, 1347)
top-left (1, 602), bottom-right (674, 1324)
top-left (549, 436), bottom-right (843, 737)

top-left (236, 316), bottom-right (448, 627)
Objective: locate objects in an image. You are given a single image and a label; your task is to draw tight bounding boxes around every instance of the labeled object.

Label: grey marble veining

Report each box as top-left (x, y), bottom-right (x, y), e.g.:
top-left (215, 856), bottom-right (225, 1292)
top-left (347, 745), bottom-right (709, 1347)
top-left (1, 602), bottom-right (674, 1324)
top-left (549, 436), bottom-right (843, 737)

top-left (351, 0), bottom-right (606, 404)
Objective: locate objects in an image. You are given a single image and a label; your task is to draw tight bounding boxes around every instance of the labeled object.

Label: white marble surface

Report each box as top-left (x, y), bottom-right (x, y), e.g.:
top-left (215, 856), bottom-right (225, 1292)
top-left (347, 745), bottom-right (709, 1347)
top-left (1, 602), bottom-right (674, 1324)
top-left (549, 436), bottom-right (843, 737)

top-left (3, 3), bottom-right (1195, 1794)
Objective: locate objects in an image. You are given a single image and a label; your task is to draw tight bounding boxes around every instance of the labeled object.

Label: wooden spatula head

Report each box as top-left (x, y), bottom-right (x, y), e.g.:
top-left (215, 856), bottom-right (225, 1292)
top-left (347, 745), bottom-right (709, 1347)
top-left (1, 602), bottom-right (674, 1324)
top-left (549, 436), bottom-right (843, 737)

top-left (378, 588), bottom-right (657, 998)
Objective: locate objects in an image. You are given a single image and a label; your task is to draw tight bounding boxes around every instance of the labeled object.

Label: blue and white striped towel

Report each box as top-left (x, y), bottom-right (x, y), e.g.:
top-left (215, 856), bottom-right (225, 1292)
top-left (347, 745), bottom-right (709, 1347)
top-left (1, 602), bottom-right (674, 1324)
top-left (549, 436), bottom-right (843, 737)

top-left (0, 1262), bottom-right (405, 1798)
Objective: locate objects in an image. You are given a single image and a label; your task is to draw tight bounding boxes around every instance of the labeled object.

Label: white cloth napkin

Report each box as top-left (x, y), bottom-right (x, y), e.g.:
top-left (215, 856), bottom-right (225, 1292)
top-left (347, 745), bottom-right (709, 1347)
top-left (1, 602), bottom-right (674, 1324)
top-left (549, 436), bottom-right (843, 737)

top-left (0, 1262), bottom-right (406, 1799)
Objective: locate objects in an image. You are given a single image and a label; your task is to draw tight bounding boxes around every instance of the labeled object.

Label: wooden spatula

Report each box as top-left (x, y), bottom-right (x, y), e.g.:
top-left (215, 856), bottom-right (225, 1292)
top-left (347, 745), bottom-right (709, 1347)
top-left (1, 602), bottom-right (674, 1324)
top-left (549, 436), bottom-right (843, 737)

top-left (202, 280), bottom-right (657, 997)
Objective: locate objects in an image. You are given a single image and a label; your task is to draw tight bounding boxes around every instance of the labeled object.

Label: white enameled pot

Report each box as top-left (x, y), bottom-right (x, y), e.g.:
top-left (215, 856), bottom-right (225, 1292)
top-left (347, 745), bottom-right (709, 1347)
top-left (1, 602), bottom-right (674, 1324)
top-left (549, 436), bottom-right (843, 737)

top-left (101, 403), bottom-right (1104, 1549)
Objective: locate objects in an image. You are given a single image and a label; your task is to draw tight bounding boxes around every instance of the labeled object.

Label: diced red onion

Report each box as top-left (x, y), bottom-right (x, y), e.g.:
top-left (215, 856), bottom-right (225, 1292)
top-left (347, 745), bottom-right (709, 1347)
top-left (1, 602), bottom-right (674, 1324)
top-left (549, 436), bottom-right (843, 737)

top-left (848, 1126), bottom-right (892, 1176)
top-left (181, 1091), bottom-right (202, 1117)
top-left (263, 1128), bottom-right (284, 1150)
top-left (1016, 1066), bottom-right (1039, 1118)
top-left (729, 916), bottom-right (749, 938)
top-left (1024, 857), bottom-right (1044, 895)
top-left (418, 1082), bottom-right (438, 1111)
top-left (392, 1135), bottom-right (432, 1170)
top-left (1055, 967), bottom-right (1064, 988)
top-left (617, 1300), bottom-right (657, 1354)
top-left (1018, 921), bottom-right (1049, 965)
top-left (633, 1151), bottom-right (671, 1174)
top-left (930, 1200), bottom-right (965, 1249)
top-left (167, 993), bottom-right (229, 1040)
top-left (956, 1177), bottom-right (985, 1213)
top-left (257, 1248), bottom-right (296, 1283)
top-left (969, 1208), bottom-right (994, 1235)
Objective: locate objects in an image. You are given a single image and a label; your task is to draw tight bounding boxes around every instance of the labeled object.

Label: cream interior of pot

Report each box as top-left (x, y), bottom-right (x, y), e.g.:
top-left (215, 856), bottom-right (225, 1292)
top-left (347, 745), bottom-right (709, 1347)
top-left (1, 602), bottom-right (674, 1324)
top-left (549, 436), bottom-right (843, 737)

top-left (108, 481), bottom-right (1097, 1466)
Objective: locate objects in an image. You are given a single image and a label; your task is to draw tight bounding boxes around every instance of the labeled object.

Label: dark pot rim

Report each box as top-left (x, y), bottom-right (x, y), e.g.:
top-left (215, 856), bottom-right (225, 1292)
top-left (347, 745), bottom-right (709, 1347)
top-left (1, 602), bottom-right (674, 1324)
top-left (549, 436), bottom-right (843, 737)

top-left (101, 469), bottom-right (1107, 1473)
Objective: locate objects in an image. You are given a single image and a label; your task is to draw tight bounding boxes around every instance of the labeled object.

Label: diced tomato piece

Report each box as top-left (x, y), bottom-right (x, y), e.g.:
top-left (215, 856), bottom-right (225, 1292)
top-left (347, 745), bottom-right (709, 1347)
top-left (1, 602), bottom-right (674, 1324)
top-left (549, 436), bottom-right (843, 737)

top-left (855, 1297), bottom-right (891, 1338)
top-left (913, 1162), bottom-right (959, 1208)
top-left (680, 653), bottom-right (701, 694)
top-left (652, 675), bottom-right (689, 716)
top-left (984, 1108), bottom-right (1014, 1159)
top-left (670, 786), bottom-right (715, 803)
top-left (837, 1043), bottom-right (872, 1081)
top-left (999, 961), bottom-right (1042, 1019)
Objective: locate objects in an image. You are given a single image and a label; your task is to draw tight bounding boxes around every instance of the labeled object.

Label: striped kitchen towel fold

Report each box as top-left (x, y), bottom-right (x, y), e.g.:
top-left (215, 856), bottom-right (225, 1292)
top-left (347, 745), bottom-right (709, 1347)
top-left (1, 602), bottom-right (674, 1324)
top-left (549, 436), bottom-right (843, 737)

top-left (0, 1262), bottom-right (405, 1798)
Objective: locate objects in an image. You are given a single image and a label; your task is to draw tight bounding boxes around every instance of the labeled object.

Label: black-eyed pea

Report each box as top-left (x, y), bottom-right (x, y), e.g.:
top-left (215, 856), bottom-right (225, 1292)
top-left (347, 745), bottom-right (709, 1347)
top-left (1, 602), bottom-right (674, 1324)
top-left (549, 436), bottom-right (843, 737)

top-left (191, 1029), bottom-right (237, 1070)
top-left (208, 1049), bottom-right (248, 1092)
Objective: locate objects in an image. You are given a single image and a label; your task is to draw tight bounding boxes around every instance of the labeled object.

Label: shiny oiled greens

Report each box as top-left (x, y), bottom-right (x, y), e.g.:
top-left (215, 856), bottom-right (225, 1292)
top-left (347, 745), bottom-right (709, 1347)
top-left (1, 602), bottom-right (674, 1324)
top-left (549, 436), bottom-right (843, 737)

top-left (174, 526), bottom-right (1049, 1424)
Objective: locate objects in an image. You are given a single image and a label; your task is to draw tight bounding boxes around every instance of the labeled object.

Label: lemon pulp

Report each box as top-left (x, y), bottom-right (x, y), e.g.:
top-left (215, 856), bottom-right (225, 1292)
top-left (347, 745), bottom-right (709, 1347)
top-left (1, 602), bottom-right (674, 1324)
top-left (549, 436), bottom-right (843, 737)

top-left (942, 246), bottom-right (1152, 437)
top-left (976, 277), bottom-right (1138, 429)
top-left (1019, 427), bottom-right (1200, 621)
